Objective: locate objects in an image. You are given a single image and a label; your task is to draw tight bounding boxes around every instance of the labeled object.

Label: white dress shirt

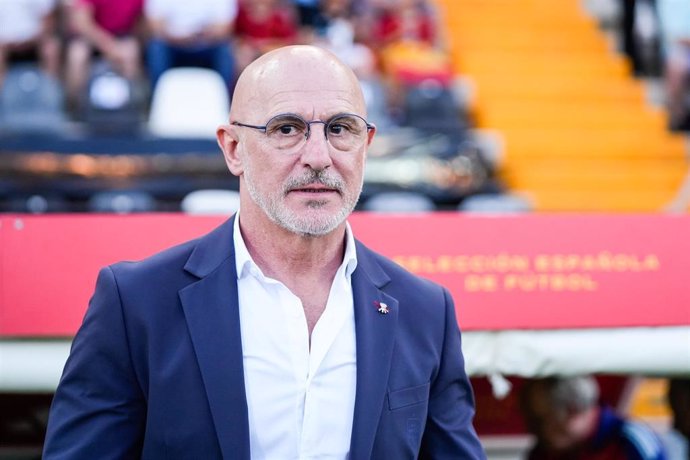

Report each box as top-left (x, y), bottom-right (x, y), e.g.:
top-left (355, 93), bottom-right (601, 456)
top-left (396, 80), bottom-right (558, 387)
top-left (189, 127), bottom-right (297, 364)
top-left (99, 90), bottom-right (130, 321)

top-left (233, 214), bottom-right (358, 460)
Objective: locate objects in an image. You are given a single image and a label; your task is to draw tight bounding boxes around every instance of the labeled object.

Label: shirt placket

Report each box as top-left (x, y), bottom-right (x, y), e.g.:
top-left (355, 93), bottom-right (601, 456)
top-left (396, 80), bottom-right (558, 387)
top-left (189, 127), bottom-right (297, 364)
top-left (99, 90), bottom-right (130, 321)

top-left (276, 283), bottom-right (311, 451)
top-left (299, 271), bottom-right (352, 458)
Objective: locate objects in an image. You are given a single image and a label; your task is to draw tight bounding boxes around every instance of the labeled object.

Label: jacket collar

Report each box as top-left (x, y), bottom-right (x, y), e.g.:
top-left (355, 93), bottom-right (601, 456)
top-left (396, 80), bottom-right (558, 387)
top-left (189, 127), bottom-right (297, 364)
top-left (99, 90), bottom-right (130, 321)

top-left (183, 215), bottom-right (237, 279)
top-left (349, 242), bottom-right (398, 459)
top-left (180, 215), bottom-right (251, 460)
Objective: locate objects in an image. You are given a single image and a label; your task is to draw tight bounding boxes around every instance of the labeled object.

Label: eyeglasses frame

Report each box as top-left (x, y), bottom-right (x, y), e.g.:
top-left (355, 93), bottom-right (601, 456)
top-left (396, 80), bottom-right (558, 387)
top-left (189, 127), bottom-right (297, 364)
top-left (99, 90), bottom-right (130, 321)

top-left (231, 112), bottom-right (375, 148)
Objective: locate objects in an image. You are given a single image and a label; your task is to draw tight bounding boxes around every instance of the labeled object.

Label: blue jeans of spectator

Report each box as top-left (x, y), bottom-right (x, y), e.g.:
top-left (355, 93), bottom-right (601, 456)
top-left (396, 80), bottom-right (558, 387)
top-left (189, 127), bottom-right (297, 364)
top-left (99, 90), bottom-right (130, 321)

top-left (147, 38), bottom-right (235, 92)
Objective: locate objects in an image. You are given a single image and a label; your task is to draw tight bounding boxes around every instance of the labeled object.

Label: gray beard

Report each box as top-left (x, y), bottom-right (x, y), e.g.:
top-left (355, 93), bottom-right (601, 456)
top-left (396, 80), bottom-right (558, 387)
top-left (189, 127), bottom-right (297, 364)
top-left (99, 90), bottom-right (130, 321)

top-left (243, 163), bottom-right (362, 237)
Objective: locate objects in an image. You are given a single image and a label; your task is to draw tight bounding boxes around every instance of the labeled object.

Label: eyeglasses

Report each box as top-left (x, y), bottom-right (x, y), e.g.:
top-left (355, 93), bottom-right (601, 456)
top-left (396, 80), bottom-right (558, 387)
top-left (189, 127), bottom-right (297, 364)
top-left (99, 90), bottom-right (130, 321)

top-left (231, 113), bottom-right (374, 153)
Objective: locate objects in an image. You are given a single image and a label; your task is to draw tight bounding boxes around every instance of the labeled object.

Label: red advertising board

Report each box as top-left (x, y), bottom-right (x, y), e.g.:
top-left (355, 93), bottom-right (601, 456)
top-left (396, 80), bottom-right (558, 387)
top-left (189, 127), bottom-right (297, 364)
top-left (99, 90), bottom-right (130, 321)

top-left (1, 213), bottom-right (688, 336)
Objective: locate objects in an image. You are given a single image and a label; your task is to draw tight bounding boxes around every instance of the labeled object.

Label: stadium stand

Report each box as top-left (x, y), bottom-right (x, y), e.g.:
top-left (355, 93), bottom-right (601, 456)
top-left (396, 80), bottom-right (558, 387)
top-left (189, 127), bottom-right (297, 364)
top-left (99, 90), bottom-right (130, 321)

top-left (436, 0), bottom-right (690, 212)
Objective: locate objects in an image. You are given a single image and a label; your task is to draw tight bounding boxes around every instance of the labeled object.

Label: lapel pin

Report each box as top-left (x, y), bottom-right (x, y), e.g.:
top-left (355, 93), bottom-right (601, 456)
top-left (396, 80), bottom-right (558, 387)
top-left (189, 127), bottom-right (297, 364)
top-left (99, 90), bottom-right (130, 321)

top-left (374, 301), bottom-right (389, 315)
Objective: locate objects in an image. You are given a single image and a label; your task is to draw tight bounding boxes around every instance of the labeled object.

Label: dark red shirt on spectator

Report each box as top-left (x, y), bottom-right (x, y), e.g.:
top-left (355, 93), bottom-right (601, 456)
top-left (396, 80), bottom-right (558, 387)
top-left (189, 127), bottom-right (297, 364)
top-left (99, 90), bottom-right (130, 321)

top-left (235, 4), bottom-right (297, 42)
top-left (373, 9), bottom-right (434, 46)
top-left (75, 0), bottom-right (143, 36)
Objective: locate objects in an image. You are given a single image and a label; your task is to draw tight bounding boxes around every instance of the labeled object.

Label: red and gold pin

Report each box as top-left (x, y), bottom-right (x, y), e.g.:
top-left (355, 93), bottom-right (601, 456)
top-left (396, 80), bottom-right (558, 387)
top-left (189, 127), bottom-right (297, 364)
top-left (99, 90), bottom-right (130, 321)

top-left (374, 301), bottom-right (389, 314)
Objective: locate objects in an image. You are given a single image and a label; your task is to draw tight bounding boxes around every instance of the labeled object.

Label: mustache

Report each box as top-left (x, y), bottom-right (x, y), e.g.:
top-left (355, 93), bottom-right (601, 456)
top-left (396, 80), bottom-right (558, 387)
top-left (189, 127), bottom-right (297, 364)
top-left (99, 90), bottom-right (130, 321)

top-left (283, 170), bottom-right (345, 194)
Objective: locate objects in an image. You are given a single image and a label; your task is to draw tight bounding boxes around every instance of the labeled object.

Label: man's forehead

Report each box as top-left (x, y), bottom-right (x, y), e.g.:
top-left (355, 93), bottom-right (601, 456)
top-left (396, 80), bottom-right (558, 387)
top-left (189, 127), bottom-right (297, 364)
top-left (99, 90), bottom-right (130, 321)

top-left (245, 76), bottom-right (363, 118)
top-left (259, 64), bottom-right (356, 92)
top-left (232, 46), bottom-right (364, 119)
top-left (240, 98), bottom-right (361, 125)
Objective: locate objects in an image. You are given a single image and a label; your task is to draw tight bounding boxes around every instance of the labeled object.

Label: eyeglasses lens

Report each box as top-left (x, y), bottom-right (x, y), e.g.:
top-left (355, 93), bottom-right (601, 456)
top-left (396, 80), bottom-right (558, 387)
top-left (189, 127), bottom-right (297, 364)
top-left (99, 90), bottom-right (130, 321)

top-left (265, 115), bottom-right (367, 152)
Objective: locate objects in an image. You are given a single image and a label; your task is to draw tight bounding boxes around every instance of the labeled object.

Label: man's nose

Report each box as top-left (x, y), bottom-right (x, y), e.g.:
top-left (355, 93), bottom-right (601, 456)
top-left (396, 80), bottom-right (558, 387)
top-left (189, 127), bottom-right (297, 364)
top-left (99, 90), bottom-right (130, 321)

top-left (300, 123), bottom-right (333, 170)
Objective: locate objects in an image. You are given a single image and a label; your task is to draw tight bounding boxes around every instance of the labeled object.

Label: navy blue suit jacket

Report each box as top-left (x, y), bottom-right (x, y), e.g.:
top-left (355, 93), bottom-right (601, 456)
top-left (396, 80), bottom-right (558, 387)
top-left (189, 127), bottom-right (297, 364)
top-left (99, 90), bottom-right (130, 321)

top-left (44, 217), bottom-right (485, 459)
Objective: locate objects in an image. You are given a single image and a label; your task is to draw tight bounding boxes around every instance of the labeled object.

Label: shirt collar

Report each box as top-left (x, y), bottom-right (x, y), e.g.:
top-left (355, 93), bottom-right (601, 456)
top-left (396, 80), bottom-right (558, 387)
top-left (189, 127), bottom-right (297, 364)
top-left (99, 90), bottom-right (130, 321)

top-left (233, 210), bottom-right (358, 281)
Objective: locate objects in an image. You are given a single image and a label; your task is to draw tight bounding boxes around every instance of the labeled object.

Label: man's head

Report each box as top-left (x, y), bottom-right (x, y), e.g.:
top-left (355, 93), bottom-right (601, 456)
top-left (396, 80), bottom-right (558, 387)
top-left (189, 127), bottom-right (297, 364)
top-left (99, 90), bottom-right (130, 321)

top-left (520, 376), bottom-right (601, 453)
top-left (217, 45), bottom-right (375, 237)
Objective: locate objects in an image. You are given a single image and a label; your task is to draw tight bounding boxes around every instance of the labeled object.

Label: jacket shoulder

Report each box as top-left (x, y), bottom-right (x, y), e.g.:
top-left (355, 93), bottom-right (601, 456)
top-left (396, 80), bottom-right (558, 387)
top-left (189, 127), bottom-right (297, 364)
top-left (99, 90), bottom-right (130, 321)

top-left (108, 217), bottom-right (234, 283)
top-left (109, 236), bottom-right (200, 281)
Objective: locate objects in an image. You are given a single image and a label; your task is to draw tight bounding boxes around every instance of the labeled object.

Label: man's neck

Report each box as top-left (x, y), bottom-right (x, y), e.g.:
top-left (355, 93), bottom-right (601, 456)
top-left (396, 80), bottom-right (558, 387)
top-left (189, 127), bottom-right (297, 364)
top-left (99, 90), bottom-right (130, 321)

top-left (238, 208), bottom-right (348, 335)
top-left (238, 209), bottom-right (347, 286)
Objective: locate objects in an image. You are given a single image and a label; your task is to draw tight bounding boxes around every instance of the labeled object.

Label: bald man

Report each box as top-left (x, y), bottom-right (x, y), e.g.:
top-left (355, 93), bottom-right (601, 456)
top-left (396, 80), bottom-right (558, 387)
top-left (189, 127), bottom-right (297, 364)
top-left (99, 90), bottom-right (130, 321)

top-left (43, 46), bottom-right (485, 459)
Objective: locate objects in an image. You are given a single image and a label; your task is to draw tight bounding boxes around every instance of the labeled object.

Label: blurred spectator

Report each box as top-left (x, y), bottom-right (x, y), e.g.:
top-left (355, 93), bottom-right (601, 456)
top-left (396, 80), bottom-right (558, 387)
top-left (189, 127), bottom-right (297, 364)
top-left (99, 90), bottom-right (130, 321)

top-left (293, 0), bottom-right (321, 29)
top-left (370, 0), bottom-right (452, 120)
top-left (520, 376), bottom-right (667, 460)
top-left (234, 0), bottom-right (298, 73)
top-left (371, 0), bottom-right (442, 49)
top-left (65, 0), bottom-right (144, 108)
top-left (662, 378), bottom-right (690, 459)
top-left (145, 0), bottom-right (237, 92)
top-left (619, 0), bottom-right (644, 75)
top-left (0, 0), bottom-right (60, 87)
top-left (310, 0), bottom-right (376, 79)
top-left (656, 0), bottom-right (690, 130)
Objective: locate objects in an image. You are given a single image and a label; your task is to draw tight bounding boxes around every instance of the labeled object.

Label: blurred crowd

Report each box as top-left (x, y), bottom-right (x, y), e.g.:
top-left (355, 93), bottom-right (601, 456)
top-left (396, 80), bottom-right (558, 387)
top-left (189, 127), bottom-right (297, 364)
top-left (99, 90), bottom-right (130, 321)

top-left (0, 0), bottom-right (492, 214)
top-left (0, 0), bottom-right (455, 128)
top-left (0, 0), bottom-right (687, 214)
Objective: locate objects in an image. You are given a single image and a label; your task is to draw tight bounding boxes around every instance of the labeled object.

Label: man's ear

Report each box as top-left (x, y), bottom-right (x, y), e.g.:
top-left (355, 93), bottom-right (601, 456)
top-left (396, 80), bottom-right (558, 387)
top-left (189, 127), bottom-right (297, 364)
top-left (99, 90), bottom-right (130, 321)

top-left (366, 123), bottom-right (376, 146)
top-left (217, 124), bottom-right (244, 176)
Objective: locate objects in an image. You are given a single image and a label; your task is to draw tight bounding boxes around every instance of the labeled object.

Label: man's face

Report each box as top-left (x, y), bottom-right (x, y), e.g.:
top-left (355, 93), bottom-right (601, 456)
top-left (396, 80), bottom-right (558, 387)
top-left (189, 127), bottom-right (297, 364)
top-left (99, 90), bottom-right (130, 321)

top-left (233, 54), bottom-right (373, 236)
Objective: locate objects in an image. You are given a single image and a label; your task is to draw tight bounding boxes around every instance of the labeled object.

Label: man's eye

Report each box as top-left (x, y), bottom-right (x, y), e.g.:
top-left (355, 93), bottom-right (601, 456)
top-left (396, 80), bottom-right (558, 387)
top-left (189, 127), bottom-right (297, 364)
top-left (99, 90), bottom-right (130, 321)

top-left (328, 117), bottom-right (361, 136)
top-left (329, 124), bottom-right (345, 135)
top-left (271, 123), bottom-right (302, 136)
top-left (330, 121), bottom-right (358, 135)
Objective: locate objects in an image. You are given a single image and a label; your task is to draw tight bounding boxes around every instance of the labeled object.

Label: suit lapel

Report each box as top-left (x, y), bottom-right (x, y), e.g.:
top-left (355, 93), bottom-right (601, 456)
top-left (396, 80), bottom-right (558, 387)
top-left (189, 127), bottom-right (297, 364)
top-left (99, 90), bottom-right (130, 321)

top-left (349, 242), bottom-right (399, 459)
top-left (179, 217), bottom-right (250, 460)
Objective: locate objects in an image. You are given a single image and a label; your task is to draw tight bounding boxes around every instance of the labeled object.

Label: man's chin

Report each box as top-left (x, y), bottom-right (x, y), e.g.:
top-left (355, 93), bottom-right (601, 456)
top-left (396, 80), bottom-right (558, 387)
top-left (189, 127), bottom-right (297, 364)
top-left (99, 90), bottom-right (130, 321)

top-left (279, 209), bottom-right (347, 237)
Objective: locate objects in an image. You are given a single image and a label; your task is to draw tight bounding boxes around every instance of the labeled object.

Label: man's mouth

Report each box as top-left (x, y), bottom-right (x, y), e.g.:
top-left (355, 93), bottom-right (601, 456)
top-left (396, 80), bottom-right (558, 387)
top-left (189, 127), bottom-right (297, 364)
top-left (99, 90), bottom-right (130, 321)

top-left (290, 184), bottom-right (339, 194)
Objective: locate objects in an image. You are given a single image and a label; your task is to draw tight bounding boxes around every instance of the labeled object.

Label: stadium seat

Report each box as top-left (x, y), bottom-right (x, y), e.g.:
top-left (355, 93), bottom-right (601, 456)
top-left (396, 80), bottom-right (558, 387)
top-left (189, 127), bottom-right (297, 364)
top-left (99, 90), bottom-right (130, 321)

top-left (82, 60), bottom-right (147, 136)
top-left (458, 193), bottom-right (533, 213)
top-left (180, 189), bottom-right (240, 215)
top-left (0, 64), bottom-right (66, 134)
top-left (7, 194), bottom-right (70, 213)
top-left (362, 191), bottom-right (436, 213)
top-left (88, 190), bottom-right (157, 213)
top-left (148, 67), bottom-right (229, 139)
top-left (402, 81), bottom-right (468, 136)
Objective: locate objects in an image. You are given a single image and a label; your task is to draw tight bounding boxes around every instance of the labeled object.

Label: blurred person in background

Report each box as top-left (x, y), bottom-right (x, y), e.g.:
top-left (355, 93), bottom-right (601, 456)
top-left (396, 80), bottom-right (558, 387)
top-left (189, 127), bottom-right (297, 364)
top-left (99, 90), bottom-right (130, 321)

top-left (618, 0), bottom-right (649, 76)
top-left (655, 0), bottom-right (690, 130)
top-left (292, 0), bottom-right (321, 31)
top-left (0, 0), bottom-right (60, 88)
top-left (369, 0), bottom-right (451, 119)
top-left (145, 0), bottom-right (238, 92)
top-left (65, 0), bottom-right (144, 108)
top-left (662, 378), bottom-right (690, 459)
top-left (520, 376), bottom-right (668, 460)
top-left (371, 0), bottom-right (437, 48)
top-left (309, 0), bottom-right (377, 80)
top-left (233, 0), bottom-right (298, 73)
